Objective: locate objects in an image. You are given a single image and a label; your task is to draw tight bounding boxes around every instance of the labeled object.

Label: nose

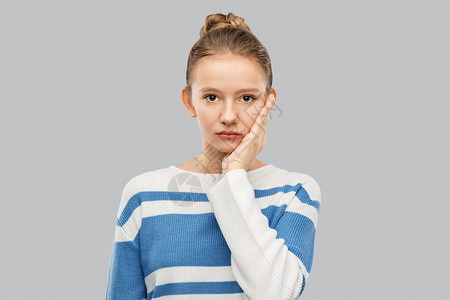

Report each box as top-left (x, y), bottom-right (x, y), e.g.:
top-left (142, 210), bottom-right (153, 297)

top-left (219, 104), bottom-right (239, 124)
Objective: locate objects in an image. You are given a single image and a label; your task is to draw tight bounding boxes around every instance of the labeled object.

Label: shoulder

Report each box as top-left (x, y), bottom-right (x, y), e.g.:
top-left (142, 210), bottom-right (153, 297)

top-left (283, 169), bottom-right (322, 215)
top-left (290, 171), bottom-right (321, 202)
top-left (116, 166), bottom-right (172, 217)
top-left (260, 165), bottom-right (321, 201)
top-left (269, 166), bottom-right (321, 202)
top-left (121, 166), bottom-right (173, 195)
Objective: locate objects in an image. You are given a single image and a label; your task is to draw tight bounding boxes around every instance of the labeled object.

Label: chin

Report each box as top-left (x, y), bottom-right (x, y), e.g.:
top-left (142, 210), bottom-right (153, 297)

top-left (215, 145), bottom-right (233, 153)
top-left (214, 144), bottom-right (234, 154)
top-left (208, 135), bottom-right (239, 153)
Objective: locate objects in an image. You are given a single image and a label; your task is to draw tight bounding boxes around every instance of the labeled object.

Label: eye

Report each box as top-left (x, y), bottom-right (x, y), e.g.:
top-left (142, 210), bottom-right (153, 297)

top-left (241, 95), bottom-right (256, 103)
top-left (203, 94), bottom-right (256, 103)
top-left (204, 94), bottom-right (218, 102)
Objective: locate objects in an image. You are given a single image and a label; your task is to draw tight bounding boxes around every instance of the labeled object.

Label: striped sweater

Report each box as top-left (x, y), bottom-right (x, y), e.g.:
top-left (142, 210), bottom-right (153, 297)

top-left (105, 164), bottom-right (321, 299)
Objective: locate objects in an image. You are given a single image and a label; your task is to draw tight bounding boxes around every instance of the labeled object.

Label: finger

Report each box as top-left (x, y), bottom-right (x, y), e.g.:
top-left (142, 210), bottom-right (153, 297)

top-left (255, 115), bottom-right (268, 150)
top-left (257, 103), bottom-right (270, 138)
top-left (254, 111), bottom-right (268, 140)
top-left (264, 95), bottom-right (274, 110)
top-left (248, 108), bottom-right (264, 135)
top-left (256, 105), bottom-right (266, 121)
top-left (254, 113), bottom-right (266, 138)
top-left (262, 97), bottom-right (273, 119)
top-left (260, 122), bottom-right (267, 149)
top-left (248, 102), bottom-right (270, 141)
top-left (259, 110), bottom-right (269, 139)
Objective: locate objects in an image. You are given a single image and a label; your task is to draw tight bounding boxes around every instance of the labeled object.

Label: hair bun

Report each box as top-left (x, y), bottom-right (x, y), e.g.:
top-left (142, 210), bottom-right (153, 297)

top-left (199, 12), bottom-right (251, 38)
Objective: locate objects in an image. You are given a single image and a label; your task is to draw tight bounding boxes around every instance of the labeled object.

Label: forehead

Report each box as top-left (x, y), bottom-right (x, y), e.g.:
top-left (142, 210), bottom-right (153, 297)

top-left (192, 54), bottom-right (266, 92)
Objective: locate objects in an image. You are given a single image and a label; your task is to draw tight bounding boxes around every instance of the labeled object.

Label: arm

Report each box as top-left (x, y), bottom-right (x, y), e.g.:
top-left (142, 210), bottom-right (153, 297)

top-left (106, 180), bottom-right (147, 300)
top-left (206, 169), bottom-right (321, 299)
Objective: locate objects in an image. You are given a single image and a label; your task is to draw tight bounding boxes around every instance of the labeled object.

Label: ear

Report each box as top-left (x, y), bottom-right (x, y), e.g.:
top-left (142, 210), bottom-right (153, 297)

top-left (181, 87), bottom-right (195, 116)
top-left (266, 88), bottom-right (277, 110)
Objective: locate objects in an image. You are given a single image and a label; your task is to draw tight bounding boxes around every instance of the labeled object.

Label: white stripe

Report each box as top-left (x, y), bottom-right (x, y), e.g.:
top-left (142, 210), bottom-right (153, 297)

top-left (145, 265), bottom-right (237, 293)
top-left (295, 173), bottom-right (321, 203)
top-left (113, 225), bottom-right (131, 242)
top-left (116, 178), bottom-right (142, 219)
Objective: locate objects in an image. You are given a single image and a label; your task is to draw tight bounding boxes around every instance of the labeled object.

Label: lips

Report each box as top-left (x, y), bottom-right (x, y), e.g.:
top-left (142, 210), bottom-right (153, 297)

top-left (217, 132), bottom-right (241, 140)
top-left (217, 131), bottom-right (241, 135)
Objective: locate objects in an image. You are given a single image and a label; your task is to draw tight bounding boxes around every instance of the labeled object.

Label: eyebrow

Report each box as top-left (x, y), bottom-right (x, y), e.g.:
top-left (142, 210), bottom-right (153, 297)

top-left (199, 87), bottom-right (262, 95)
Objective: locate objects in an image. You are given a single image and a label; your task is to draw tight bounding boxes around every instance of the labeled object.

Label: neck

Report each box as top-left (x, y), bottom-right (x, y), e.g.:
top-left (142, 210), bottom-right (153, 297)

top-left (192, 149), bottom-right (227, 174)
top-left (191, 146), bottom-right (264, 174)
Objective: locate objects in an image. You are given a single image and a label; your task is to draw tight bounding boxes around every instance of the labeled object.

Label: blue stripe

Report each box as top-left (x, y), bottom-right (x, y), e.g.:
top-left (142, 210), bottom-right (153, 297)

top-left (116, 192), bottom-right (141, 227)
top-left (150, 281), bottom-right (243, 298)
top-left (117, 191), bottom-right (208, 227)
top-left (262, 203), bottom-right (316, 273)
top-left (117, 182), bottom-right (319, 227)
top-left (293, 183), bottom-right (321, 212)
top-left (140, 213), bottom-right (233, 275)
top-left (137, 208), bottom-right (315, 274)
top-left (106, 239), bottom-right (146, 299)
top-left (255, 182), bottom-right (320, 212)
top-left (274, 210), bottom-right (316, 273)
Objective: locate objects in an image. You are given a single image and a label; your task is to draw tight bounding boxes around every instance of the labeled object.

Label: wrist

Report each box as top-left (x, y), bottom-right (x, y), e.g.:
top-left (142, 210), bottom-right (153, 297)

top-left (222, 165), bottom-right (245, 174)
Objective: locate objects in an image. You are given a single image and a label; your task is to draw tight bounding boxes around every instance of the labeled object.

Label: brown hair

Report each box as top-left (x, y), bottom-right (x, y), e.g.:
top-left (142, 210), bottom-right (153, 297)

top-left (185, 12), bottom-right (273, 96)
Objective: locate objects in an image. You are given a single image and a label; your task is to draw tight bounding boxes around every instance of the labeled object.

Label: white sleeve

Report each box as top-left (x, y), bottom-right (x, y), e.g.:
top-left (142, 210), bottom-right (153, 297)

top-left (206, 169), bottom-right (321, 299)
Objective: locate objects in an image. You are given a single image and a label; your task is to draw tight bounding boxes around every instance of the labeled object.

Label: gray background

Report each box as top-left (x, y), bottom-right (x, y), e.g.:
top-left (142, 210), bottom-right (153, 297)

top-left (1, 0), bottom-right (449, 299)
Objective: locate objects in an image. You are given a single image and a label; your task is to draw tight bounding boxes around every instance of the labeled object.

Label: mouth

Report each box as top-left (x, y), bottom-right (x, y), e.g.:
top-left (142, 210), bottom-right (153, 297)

top-left (217, 131), bottom-right (241, 135)
top-left (216, 132), bottom-right (242, 140)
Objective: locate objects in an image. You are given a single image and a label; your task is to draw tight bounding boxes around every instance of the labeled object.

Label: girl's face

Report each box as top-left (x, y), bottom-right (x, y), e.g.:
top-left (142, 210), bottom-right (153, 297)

top-left (183, 53), bottom-right (275, 154)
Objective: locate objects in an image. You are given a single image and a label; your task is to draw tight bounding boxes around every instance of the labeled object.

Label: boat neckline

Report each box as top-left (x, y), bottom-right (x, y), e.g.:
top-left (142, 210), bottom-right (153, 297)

top-left (169, 164), bottom-right (274, 176)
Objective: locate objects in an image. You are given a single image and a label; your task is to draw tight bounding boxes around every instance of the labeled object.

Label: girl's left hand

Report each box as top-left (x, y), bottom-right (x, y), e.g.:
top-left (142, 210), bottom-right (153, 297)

top-left (222, 95), bottom-right (275, 174)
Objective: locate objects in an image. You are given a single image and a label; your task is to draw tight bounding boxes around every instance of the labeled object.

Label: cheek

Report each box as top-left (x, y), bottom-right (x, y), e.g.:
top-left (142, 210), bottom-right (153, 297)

top-left (196, 114), bottom-right (215, 134)
top-left (241, 110), bottom-right (259, 131)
